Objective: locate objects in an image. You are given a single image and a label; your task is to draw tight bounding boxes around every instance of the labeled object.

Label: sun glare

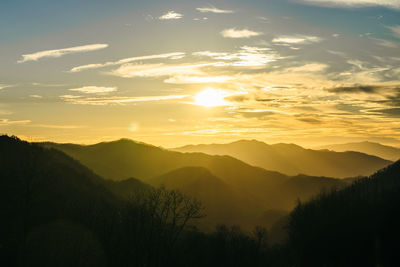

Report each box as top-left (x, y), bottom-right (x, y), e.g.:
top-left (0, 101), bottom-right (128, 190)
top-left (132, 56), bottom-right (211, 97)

top-left (194, 88), bottom-right (228, 107)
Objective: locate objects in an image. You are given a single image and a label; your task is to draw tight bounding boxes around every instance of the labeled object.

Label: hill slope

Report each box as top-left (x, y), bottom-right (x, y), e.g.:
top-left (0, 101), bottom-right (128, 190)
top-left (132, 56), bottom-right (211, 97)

top-left (319, 141), bottom-right (400, 161)
top-left (175, 140), bottom-right (391, 178)
top-left (286, 160), bottom-right (400, 266)
top-left (0, 136), bottom-right (122, 267)
top-left (148, 167), bottom-right (263, 228)
top-left (44, 139), bottom-right (347, 211)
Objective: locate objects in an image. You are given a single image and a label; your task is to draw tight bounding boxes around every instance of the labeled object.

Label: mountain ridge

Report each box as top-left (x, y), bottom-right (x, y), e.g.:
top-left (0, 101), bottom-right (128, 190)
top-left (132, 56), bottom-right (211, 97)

top-left (318, 141), bottom-right (400, 161)
top-left (43, 138), bottom-right (349, 212)
top-left (174, 139), bottom-right (391, 178)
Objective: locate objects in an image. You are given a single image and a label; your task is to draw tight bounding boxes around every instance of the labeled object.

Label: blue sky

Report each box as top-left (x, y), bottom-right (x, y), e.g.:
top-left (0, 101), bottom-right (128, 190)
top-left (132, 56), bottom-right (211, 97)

top-left (1, 0), bottom-right (400, 147)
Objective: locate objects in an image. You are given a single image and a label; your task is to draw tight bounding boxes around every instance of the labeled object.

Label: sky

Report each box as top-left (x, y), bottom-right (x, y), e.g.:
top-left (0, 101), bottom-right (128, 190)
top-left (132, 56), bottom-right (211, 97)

top-left (1, 0), bottom-right (400, 147)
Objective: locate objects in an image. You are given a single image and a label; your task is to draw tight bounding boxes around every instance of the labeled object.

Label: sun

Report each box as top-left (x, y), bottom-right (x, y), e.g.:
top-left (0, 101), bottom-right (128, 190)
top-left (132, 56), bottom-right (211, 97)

top-left (194, 88), bottom-right (228, 107)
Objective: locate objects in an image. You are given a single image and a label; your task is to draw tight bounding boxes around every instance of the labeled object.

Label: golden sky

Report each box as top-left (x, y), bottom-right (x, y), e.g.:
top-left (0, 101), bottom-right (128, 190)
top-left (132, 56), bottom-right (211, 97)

top-left (1, 0), bottom-right (400, 147)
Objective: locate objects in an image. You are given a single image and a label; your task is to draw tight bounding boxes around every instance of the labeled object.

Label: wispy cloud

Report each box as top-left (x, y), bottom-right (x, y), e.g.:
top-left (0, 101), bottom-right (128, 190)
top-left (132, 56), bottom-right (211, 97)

top-left (164, 76), bottom-right (234, 84)
top-left (110, 46), bottom-right (281, 84)
top-left (159, 11), bottom-right (183, 20)
top-left (69, 86), bottom-right (117, 94)
top-left (193, 46), bottom-right (279, 67)
top-left (372, 38), bottom-right (398, 48)
top-left (61, 94), bottom-right (190, 105)
top-left (221, 28), bottom-right (262, 38)
top-left (387, 25), bottom-right (400, 38)
top-left (0, 84), bottom-right (9, 90)
top-left (30, 95), bottom-right (43, 98)
top-left (69, 52), bottom-right (185, 72)
top-left (32, 124), bottom-right (86, 129)
top-left (196, 6), bottom-right (234, 13)
top-left (326, 84), bottom-right (400, 94)
top-left (298, 0), bottom-right (400, 9)
top-left (0, 118), bottom-right (31, 125)
top-left (272, 35), bottom-right (323, 44)
top-left (286, 63), bottom-right (328, 72)
top-left (110, 63), bottom-right (213, 78)
top-left (18, 44), bottom-right (109, 63)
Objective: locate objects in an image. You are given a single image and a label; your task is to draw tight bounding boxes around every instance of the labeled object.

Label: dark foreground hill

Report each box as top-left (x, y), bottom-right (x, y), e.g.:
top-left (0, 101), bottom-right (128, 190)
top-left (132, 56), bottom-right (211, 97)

top-left (175, 140), bottom-right (391, 178)
top-left (286, 160), bottom-right (400, 266)
top-left (0, 135), bottom-right (119, 266)
top-left (44, 139), bottom-right (349, 213)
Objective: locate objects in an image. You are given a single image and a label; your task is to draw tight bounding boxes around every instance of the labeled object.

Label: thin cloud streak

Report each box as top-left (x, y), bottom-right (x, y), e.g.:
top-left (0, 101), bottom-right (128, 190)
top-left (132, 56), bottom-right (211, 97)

top-left (69, 52), bottom-right (185, 72)
top-left (196, 6), bottom-right (234, 13)
top-left (69, 86), bottom-right (117, 94)
top-left (221, 28), bottom-right (263, 38)
top-left (18, 44), bottom-right (109, 63)
top-left (387, 25), bottom-right (400, 38)
top-left (109, 63), bottom-right (217, 78)
top-left (60, 94), bottom-right (190, 105)
top-left (193, 46), bottom-right (279, 67)
top-left (159, 11), bottom-right (183, 20)
top-left (272, 35), bottom-right (323, 44)
top-left (0, 119), bottom-right (31, 125)
top-left (298, 0), bottom-right (400, 9)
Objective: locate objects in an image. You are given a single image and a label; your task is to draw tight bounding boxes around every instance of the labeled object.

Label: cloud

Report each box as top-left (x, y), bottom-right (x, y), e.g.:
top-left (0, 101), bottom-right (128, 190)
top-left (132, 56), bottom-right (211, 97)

top-left (164, 76), bottom-right (234, 84)
top-left (193, 46), bottom-right (279, 67)
top-left (372, 38), bottom-right (398, 48)
top-left (387, 25), bottom-right (400, 38)
top-left (159, 11), bottom-right (183, 20)
top-left (372, 108), bottom-right (400, 117)
top-left (272, 35), bottom-right (323, 44)
top-left (286, 63), bottom-right (328, 72)
top-left (327, 85), bottom-right (381, 94)
top-left (327, 84), bottom-right (400, 94)
top-left (69, 52), bottom-right (185, 72)
top-left (221, 28), bottom-right (262, 38)
top-left (0, 119), bottom-right (31, 125)
top-left (110, 46), bottom-right (281, 83)
top-left (30, 95), bottom-right (43, 98)
top-left (32, 124), bottom-right (86, 129)
top-left (0, 84), bottom-right (9, 90)
top-left (61, 94), bottom-right (190, 105)
top-left (109, 63), bottom-right (213, 78)
top-left (69, 86), bottom-right (117, 94)
top-left (193, 17), bottom-right (208, 21)
top-left (196, 6), bottom-right (234, 13)
top-left (31, 82), bottom-right (66, 87)
top-left (298, 0), bottom-right (400, 9)
top-left (18, 44), bottom-right (108, 63)
top-left (297, 117), bottom-right (323, 124)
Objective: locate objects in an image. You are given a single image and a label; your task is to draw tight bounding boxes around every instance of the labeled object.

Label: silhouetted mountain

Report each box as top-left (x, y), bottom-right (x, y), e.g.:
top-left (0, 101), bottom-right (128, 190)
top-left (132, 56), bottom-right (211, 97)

top-left (0, 135), bottom-right (120, 267)
top-left (148, 167), bottom-right (262, 229)
top-left (319, 141), bottom-right (400, 161)
top-left (104, 177), bottom-right (152, 199)
top-left (286, 160), bottom-right (400, 266)
top-left (175, 139), bottom-right (391, 178)
top-left (0, 135), bottom-right (278, 267)
top-left (44, 139), bottom-right (347, 212)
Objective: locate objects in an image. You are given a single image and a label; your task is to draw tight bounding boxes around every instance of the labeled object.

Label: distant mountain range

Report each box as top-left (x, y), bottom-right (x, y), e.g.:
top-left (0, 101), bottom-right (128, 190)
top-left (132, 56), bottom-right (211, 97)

top-left (318, 141), bottom-right (400, 161)
top-left (42, 139), bottom-right (351, 228)
top-left (174, 140), bottom-right (391, 178)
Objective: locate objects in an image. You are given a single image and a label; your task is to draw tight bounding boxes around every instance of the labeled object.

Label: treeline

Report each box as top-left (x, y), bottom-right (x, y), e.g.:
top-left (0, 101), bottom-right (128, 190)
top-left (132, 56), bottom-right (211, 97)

top-left (287, 161), bottom-right (400, 267)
